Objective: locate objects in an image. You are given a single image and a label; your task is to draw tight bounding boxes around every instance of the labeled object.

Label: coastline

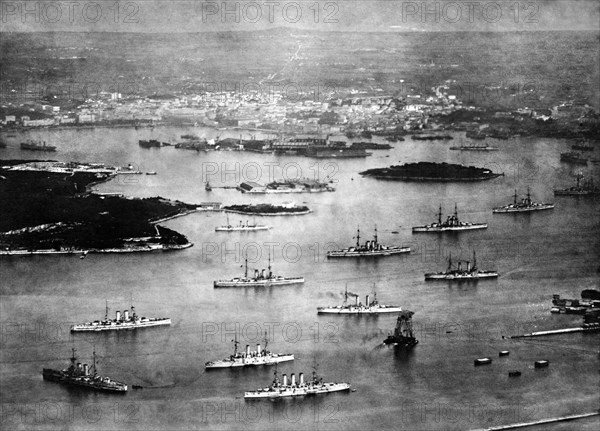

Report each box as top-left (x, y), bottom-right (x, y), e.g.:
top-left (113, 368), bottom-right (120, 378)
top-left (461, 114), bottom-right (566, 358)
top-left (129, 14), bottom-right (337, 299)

top-left (223, 209), bottom-right (312, 216)
top-left (0, 242), bottom-right (193, 256)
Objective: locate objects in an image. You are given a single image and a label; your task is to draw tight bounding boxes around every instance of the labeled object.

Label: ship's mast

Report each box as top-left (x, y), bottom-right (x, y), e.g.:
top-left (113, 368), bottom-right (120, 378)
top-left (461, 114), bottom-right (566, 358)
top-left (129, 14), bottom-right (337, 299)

top-left (438, 205), bottom-right (442, 224)
top-left (472, 251), bottom-right (477, 270)
top-left (373, 225), bottom-right (378, 245)
top-left (355, 226), bottom-right (361, 248)
top-left (447, 253), bottom-right (452, 271)
top-left (268, 251), bottom-right (272, 278)
top-left (70, 347), bottom-right (77, 365)
top-left (454, 203), bottom-right (458, 219)
top-left (513, 190), bottom-right (518, 204)
top-left (263, 331), bottom-right (269, 352)
top-left (104, 299), bottom-right (108, 321)
top-left (526, 187), bottom-right (531, 205)
top-left (92, 347), bottom-right (97, 376)
top-left (244, 257), bottom-right (248, 278)
top-left (232, 334), bottom-right (239, 355)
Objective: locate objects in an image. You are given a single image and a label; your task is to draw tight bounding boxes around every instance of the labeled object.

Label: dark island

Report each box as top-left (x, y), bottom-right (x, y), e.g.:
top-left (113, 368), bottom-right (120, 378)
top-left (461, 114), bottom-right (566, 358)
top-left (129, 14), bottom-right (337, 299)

top-left (223, 203), bottom-right (311, 216)
top-left (0, 160), bottom-right (197, 255)
top-left (359, 162), bottom-right (504, 182)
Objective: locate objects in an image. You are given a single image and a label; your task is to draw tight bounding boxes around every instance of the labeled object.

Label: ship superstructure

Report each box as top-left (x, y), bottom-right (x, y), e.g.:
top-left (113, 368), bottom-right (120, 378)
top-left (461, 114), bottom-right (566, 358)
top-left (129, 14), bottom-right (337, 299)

top-left (327, 227), bottom-right (410, 258)
top-left (42, 347), bottom-right (127, 392)
top-left (383, 311), bottom-right (419, 347)
top-left (412, 204), bottom-right (487, 232)
top-left (244, 370), bottom-right (350, 399)
top-left (205, 334), bottom-right (294, 369)
top-left (318, 288), bottom-right (401, 314)
top-left (424, 252), bottom-right (498, 280)
top-left (492, 188), bottom-right (554, 213)
top-left (71, 300), bottom-right (171, 332)
top-left (215, 215), bottom-right (271, 232)
top-left (214, 255), bottom-right (304, 287)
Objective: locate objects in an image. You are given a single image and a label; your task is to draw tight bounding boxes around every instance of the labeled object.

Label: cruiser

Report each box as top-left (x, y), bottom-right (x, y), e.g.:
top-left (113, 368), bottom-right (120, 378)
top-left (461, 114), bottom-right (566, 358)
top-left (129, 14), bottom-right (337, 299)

top-left (554, 173), bottom-right (600, 196)
top-left (43, 347), bottom-right (127, 392)
top-left (244, 370), bottom-right (350, 399)
top-left (412, 204), bottom-right (487, 232)
top-left (215, 215), bottom-right (271, 232)
top-left (327, 227), bottom-right (410, 258)
top-left (383, 311), bottom-right (419, 347)
top-left (318, 288), bottom-right (401, 314)
top-left (492, 188), bottom-right (554, 213)
top-left (214, 255), bottom-right (304, 287)
top-left (20, 140), bottom-right (56, 152)
top-left (424, 252), bottom-right (498, 280)
top-left (205, 334), bottom-right (294, 369)
top-left (449, 144), bottom-right (498, 151)
top-left (71, 300), bottom-right (171, 332)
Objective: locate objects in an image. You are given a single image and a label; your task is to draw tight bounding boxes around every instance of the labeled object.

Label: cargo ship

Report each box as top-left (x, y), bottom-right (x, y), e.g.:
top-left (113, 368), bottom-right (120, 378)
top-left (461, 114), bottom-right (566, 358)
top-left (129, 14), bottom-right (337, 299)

top-left (383, 311), bottom-right (419, 347)
top-left (317, 289), bottom-right (401, 314)
top-left (412, 204), bottom-right (487, 232)
top-left (214, 256), bottom-right (304, 287)
top-left (560, 151), bottom-right (588, 165)
top-left (360, 162), bottom-right (504, 182)
top-left (215, 215), bottom-right (271, 231)
top-left (244, 370), bottom-right (350, 399)
top-left (71, 300), bottom-right (171, 332)
top-left (205, 334), bottom-right (294, 369)
top-left (20, 140), bottom-right (56, 152)
top-left (492, 189), bottom-right (554, 213)
top-left (43, 348), bottom-right (127, 393)
top-left (424, 252), bottom-right (498, 280)
top-left (554, 173), bottom-right (600, 196)
top-left (327, 227), bottom-right (410, 258)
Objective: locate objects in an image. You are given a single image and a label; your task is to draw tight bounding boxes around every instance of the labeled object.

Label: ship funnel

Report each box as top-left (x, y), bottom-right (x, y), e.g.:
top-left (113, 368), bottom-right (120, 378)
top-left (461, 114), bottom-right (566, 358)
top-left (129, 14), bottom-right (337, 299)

top-left (254, 269), bottom-right (259, 278)
top-left (124, 310), bottom-right (129, 320)
top-left (466, 261), bottom-right (470, 272)
top-left (291, 373), bottom-right (296, 386)
top-left (299, 373), bottom-right (304, 385)
top-left (256, 344), bottom-right (261, 355)
top-left (355, 296), bottom-right (359, 306)
top-left (245, 345), bottom-right (250, 356)
top-left (116, 310), bottom-right (121, 321)
top-left (457, 261), bottom-right (462, 271)
top-left (261, 269), bottom-right (266, 278)
top-left (283, 374), bottom-right (288, 386)
top-left (366, 295), bottom-right (370, 306)
top-left (83, 364), bottom-right (89, 376)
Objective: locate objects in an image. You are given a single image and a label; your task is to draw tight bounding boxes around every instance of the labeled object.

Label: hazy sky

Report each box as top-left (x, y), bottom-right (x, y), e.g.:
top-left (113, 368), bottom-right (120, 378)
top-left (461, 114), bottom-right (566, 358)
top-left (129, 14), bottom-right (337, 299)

top-left (1, 0), bottom-right (599, 32)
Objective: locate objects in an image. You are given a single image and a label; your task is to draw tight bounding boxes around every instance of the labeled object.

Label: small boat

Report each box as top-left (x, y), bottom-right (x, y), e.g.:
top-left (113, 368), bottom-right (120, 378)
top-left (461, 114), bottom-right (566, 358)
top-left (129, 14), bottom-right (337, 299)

top-left (474, 358), bottom-right (492, 366)
top-left (205, 181), bottom-right (212, 191)
top-left (146, 171), bottom-right (157, 175)
top-left (499, 351), bottom-right (510, 357)
top-left (508, 371), bottom-right (521, 377)
top-left (534, 360), bottom-right (549, 368)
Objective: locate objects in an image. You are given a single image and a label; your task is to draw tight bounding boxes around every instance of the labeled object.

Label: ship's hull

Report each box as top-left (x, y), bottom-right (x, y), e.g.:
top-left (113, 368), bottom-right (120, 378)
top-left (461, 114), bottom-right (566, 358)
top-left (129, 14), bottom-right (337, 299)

top-left (383, 337), bottom-right (419, 348)
top-left (492, 205), bottom-right (554, 213)
top-left (412, 224), bottom-right (487, 232)
top-left (71, 318), bottom-right (171, 332)
top-left (327, 247), bottom-right (410, 258)
top-left (244, 383), bottom-right (351, 399)
top-left (20, 145), bottom-right (56, 152)
top-left (214, 278), bottom-right (305, 288)
top-left (317, 306), bottom-right (402, 314)
top-left (215, 226), bottom-right (271, 231)
top-left (42, 369), bottom-right (127, 392)
top-left (424, 272), bottom-right (498, 280)
top-left (554, 189), bottom-right (600, 196)
top-left (206, 354), bottom-right (294, 369)
top-left (449, 147), bottom-right (498, 151)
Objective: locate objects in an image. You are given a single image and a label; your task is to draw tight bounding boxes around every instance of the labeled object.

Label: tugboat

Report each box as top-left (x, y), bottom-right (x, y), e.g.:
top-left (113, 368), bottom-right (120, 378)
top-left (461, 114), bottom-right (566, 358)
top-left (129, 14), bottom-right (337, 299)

top-left (424, 252), bottom-right (498, 280)
top-left (560, 151), bottom-right (588, 165)
top-left (412, 204), bottom-right (487, 232)
top-left (317, 287), bottom-right (401, 314)
top-left (383, 311), bottom-right (419, 347)
top-left (554, 173), bottom-right (600, 196)
top-left (327, 227), bottom-right (410, 258)
top-left (492, 188), bottom-right (554, 213)
top-left (71, 300), bottom-right (171, 332)
top-left (244, 369), bottom-right (350, 399)
top-left (215, 215), bottom-right (271, 232)
top-left (20, 140), bottom-right (56, 152)
top-left (214, 255), bottom-right (304, 287)
top-left (205, 333), bottom-right (294, 369)
top-left (43, 347), bottom-right (127, 392)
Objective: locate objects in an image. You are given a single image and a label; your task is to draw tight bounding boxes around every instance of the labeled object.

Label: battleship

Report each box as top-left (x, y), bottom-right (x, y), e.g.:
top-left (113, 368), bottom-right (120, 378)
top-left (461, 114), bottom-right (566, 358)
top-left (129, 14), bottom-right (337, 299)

top-left (383, 311), bottom-right (419, 347)
top-left (449, 144), bottom-right (498, 151)
top-left (412, 204), bottom-right (487, 232)
top-left (244, 370), bottom-right (350, 399)
top-left (554, 173), bottom-right (600, 196)
top-left (318, 289), bottom-right (402, 314)
top-left (215, 215), bottom-right (271, 232)
top-left (327, 227), bottom-right (410, 257)
top-left (424, 252), bottom-right (498, 280)
top-left (492, 189), bottom-right (554, 213)
top-left (20, 140), bottom-right (56, 152)
top-left (205, 334), bottom-right (294, 369)
top-left (42, 347), bottom-right (127, 392)
top-left (214, 255), bottom-right (304, 287)
top-left (71, 300), bottom-right (171, 332)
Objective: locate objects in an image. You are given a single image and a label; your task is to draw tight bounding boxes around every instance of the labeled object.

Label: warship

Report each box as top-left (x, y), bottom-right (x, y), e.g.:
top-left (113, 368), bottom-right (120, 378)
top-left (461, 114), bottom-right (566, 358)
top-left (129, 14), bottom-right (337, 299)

top-left (327, 227), bottom-right (410, 258)
top-left (214, 255), bottom-right (304, 287)
top-left (71, 300), bottom-right (171, 332)
top-left (412, 204), bottom-right (487, 232)
top-left (383, 311), bottom-right (419, 347)
top-left (560, 151), bottom-right (588, 165)
top-left (317, 288), bottom-right (401, 314)
top-left (424, 252), bottom-right (498, 280)
top-left (449, 144), bottom-right (498, 151)
top-left (244, 370), bottom-right (350, 399)
top-left (42, 347), bottom-right (127, 392)
top-left (20, 140), bottom-right (56, 152)
top-left (215, 215), bottom-right (271, 232)
top-left (554, 173), bottom-right (600, 196)
top-left (492, 188), bottom-right (554, 213)
top-left (205, 334), bottom-right (294, 369)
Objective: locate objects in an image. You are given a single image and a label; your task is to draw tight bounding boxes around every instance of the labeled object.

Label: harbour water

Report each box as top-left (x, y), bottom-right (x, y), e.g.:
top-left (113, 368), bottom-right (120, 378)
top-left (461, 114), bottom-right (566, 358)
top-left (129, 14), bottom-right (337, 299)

top-left (1, 127), bottom-right (599, 430)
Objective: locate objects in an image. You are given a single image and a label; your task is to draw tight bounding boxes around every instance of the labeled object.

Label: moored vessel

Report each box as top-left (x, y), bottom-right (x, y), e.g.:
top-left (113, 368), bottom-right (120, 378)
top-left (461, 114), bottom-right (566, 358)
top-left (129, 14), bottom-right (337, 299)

top-left (215, 215), bottom-right (271, 232)
top-left (492, 188), bottom-right (554, 213)
top-left (412, 204), bottom-right (487, 233)
top-left (244, 370), bottom-right (350, 399)
top-left (327, 227), bottom-right (410, 258)
top-left (214, 255), bottom-right (304, 287)
top-left (20, 140), bottom-right (56, 152)
top-left (205, 334), bottom-right (294, 369)
top-left (43, 348), bottom-right (127, 392)
top-left (554, 173), bottom-right (600, 196)
top-left (318, 288), bottom-right (401, 314)
top-left (383, 311), bottom-right (419, 347)
top-left (71, 300), bottom-right (171, 332)
top-left (424, 252), bottom-right (498, 280)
